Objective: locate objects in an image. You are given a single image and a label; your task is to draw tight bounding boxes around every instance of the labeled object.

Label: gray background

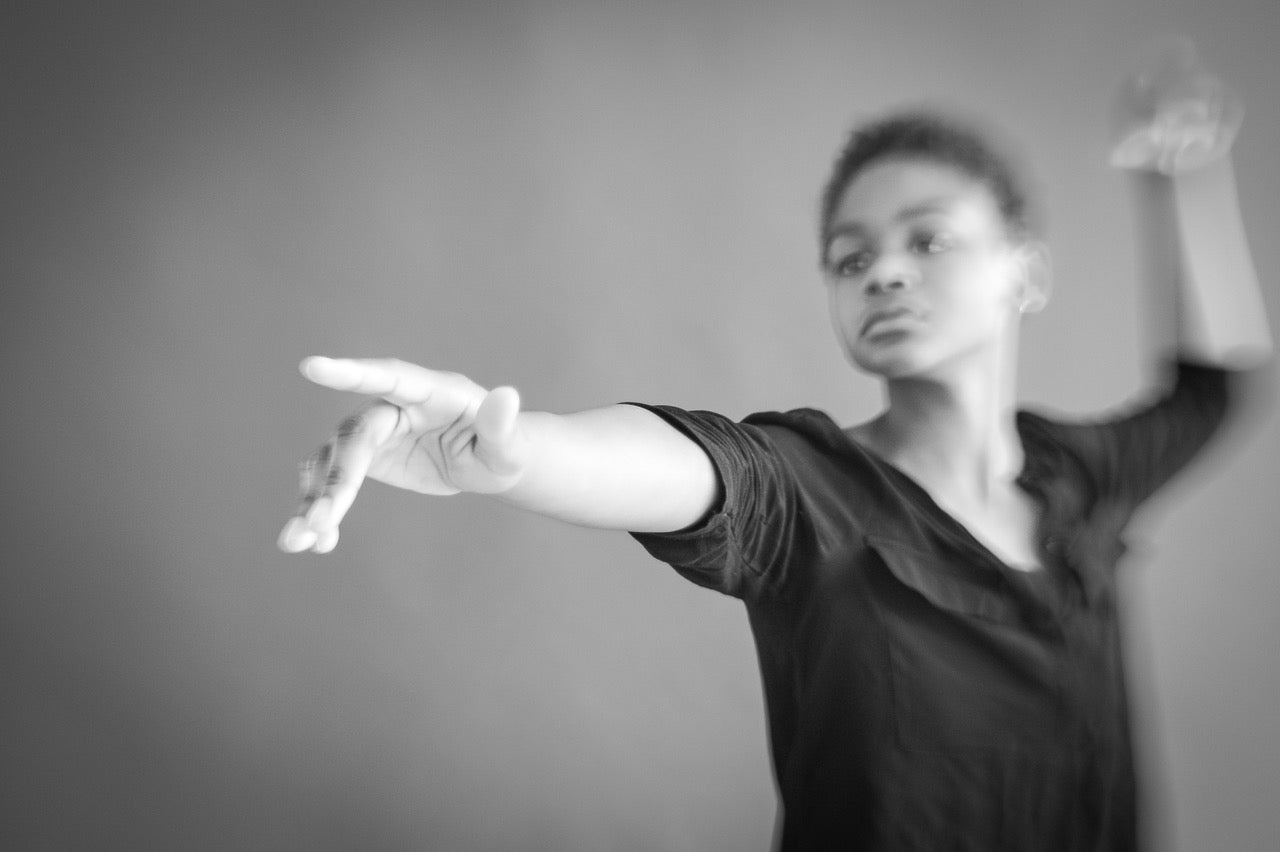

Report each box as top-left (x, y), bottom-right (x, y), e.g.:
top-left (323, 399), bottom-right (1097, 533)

top-left (4, 1), bottom-right (1278, 849)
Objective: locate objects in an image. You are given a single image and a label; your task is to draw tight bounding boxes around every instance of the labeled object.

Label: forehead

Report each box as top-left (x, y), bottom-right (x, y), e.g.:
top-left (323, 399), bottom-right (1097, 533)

top-left (828, 157), bottom-right (1003, 236)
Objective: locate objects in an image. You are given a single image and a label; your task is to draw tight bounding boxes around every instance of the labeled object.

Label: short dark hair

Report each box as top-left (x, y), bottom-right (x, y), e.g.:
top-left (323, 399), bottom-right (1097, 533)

top-left (819, 110), bottom-right (1038, 257)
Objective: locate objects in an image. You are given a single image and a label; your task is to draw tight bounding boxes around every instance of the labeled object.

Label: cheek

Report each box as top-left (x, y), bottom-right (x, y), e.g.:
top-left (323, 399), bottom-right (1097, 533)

top-left (935, 259), bottom-right (1019, 318)
top-left (827, 286), bottom-right (862, 339)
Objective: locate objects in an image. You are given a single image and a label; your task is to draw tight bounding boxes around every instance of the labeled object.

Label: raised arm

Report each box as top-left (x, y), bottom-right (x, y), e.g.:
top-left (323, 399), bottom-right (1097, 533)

top-left (1112, 37), bottom-right (1274, 369)
top-left (278, 357), bottom-right (719, 554)
top-left (1127, 161), bottom-right (1273, 369)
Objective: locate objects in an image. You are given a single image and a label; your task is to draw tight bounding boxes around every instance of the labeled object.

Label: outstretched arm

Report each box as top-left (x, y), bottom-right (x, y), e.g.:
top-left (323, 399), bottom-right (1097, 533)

top-left (278, 357), bottom-right (718, 554)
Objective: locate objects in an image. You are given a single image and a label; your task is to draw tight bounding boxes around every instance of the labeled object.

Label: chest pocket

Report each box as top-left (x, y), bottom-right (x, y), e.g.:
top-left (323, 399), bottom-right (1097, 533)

top-left (864, 535), bottom-right (1066, 753)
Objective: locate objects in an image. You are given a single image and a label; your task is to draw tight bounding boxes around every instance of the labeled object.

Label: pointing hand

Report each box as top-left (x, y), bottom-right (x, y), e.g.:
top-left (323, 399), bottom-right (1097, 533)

top-left (278, 357), bottom-right (529, 554)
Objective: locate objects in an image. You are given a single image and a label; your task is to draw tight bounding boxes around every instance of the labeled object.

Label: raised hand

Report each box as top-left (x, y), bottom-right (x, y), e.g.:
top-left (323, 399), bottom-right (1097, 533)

top-left (1110, 35), bottom-right (1243, 174)
top-left (278, 357), bottom-right (530, 554)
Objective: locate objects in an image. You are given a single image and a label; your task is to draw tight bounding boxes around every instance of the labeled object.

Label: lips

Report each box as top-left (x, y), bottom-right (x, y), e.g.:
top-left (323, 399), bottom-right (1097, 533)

top-left (860, 305), bottom-right (919, 336)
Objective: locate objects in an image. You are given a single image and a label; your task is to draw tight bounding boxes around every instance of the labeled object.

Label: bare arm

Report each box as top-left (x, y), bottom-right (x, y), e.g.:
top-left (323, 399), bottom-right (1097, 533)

top-left (1113, 38), bottom-right (1273, 369)
top-left (1129, 161), bottom-right (1273, 369)
top-left (507, 406), bottom-right (719, 532)
top-left (278, 357), bottom-right (719, 554)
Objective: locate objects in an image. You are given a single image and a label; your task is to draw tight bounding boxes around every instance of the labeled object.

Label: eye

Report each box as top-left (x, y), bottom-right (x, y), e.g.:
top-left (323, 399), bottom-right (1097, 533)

top-left (832, 249), bottom-right (874, 277)
top-left (910, 229), bottom-right (956, 255)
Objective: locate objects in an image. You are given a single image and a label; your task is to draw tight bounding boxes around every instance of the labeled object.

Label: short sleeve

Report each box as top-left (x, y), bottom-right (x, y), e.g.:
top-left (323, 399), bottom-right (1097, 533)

top-left (623, 403), bottom-right (805, 601)
top-left (1021, 359), bottom-right (1233, 513)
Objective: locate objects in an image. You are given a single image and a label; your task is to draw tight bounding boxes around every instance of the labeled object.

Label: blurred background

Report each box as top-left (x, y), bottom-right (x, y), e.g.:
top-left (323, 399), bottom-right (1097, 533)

top-left (3, 0), bottom-right (1277, 849)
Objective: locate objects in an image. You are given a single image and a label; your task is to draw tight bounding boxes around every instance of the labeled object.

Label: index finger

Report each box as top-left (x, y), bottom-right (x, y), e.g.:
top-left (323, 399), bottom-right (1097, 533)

top-left (300, 356), bottom-right (439, 405)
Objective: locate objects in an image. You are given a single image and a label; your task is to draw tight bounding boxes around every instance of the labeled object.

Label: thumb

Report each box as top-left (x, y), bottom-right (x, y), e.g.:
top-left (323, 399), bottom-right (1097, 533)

top-left (472, 386), bottom-right (528, 479)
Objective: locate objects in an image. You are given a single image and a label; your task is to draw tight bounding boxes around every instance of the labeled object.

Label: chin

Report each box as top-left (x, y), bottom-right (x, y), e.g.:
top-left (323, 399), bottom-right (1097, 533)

top-left (850, 353), bottom-right (925, 381)
top-left (849, 341), bottom-right (935, 380)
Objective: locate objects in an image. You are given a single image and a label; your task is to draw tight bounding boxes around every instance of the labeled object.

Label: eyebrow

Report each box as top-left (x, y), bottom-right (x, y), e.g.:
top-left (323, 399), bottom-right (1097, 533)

top-left (824, 196), bottom-right (957, 246)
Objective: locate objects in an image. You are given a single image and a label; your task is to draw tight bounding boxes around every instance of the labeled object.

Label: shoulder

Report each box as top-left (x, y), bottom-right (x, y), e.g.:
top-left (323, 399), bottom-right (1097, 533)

top-left (1015, 407), bottom-right (1096, 484)
top-left (630, 403), bottom-right (888, 500)
top-left (631, 402), bottom-right (854, 458)
top-left (743, 407), bottom-right (853, 455)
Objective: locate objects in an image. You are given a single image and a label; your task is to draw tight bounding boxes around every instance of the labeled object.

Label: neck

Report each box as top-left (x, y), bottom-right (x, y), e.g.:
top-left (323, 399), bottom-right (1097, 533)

top-left (860, 342), bottom-right (1023, 503)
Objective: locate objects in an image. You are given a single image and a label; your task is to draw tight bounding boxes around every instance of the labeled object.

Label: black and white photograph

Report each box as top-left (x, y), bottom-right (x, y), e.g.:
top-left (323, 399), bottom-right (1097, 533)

top-left (4, 1), bottom-right (1278, 849)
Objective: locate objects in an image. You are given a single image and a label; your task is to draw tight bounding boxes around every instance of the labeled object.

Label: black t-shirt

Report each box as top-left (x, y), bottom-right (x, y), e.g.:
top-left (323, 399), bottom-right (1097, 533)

top-left (629, 361), bottom-right (1231, 851)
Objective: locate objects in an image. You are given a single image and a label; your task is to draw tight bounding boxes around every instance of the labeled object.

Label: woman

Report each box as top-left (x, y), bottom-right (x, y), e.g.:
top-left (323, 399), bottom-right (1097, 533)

top-left (278, 69), bottom-right (1271, 850)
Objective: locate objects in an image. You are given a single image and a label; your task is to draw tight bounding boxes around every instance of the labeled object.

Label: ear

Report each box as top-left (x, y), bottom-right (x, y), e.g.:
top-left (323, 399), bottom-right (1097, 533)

top-left (1013, 239), bottom-right (1052, 314)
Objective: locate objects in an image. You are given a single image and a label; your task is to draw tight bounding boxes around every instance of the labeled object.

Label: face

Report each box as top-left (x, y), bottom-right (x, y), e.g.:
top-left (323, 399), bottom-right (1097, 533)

top-left (823, 158), bottom-right (1041, 380)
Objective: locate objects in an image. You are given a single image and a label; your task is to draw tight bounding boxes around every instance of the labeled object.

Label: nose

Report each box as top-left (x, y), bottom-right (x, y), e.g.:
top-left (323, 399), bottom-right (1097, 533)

top-left (862, 255), bottom-right (915, 297)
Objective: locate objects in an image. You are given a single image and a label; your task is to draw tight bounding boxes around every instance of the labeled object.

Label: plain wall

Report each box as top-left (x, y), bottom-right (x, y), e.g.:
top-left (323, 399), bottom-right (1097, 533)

top-left (3, 1), bottom-right (1278, 849)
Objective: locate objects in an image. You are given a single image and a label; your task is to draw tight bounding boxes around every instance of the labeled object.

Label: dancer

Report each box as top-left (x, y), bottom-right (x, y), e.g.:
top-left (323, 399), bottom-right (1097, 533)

top-left (279, 49), bottom-right (1271, 851)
